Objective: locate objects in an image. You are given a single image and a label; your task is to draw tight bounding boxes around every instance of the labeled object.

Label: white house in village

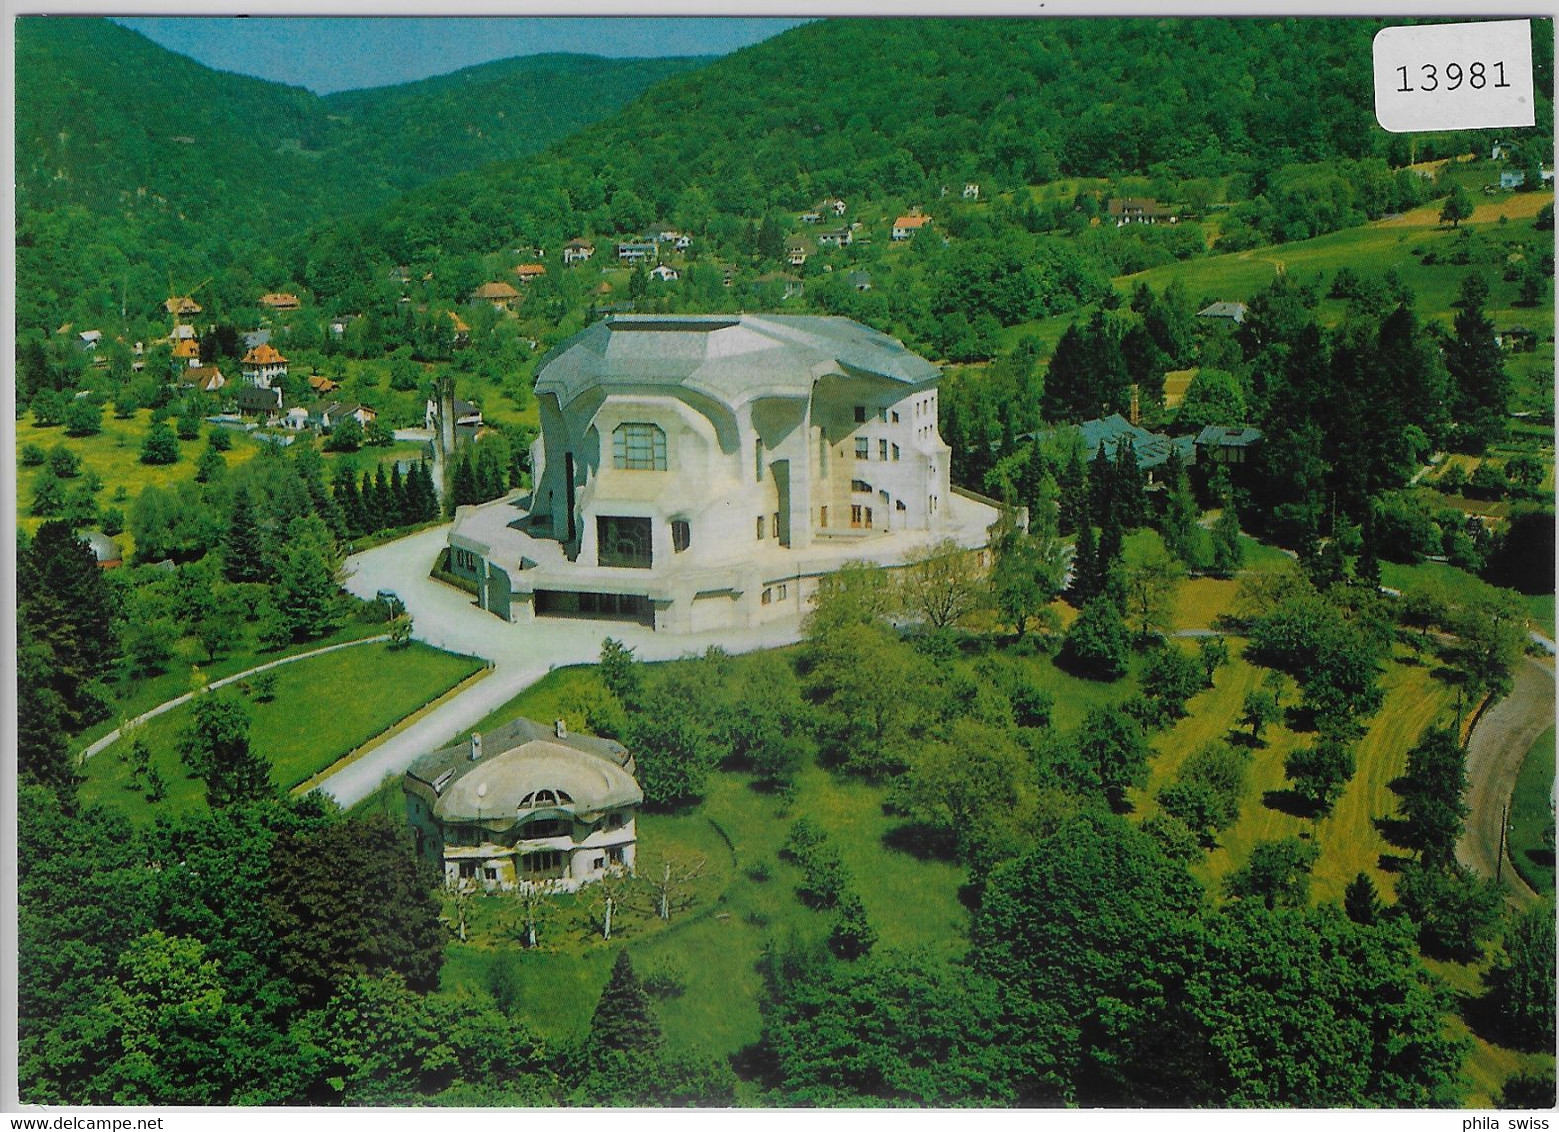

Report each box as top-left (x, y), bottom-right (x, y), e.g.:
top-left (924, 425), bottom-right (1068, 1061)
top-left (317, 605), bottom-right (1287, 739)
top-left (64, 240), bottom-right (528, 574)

top-left (404, 717), bottom-right (641, 891)
top-left (241, 343), bottom-right (288, 388)
top-left (443, 313), bottom-right (998, 631)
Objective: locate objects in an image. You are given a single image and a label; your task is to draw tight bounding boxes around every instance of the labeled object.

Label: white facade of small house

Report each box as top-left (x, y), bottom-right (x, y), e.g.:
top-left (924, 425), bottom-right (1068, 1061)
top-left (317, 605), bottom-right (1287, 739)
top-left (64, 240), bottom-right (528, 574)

top-left (404, 718), bottom-right (641, 892)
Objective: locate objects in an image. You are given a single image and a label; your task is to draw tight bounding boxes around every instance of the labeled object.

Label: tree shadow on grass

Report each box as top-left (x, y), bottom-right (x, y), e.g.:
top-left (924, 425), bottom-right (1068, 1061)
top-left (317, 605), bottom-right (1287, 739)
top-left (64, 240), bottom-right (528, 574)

top-left (882, 820), bottom-right (959, 862)
top-left (1375, 852), bottom-right (1412, 874)
top-left (1263, 788), bottom-right (1320, 819)
top-left (1459, 987), bottom-right (1557, 1054)
top-left (1373, 814), bottom-right (1417, 850)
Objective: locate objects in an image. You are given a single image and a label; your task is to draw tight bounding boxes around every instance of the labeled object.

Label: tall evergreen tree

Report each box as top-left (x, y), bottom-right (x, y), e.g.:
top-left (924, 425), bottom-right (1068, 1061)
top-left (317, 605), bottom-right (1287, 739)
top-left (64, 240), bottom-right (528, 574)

top-left (18, 522), bottom-right (121, 730)
top-left (388, 463), bottom-right (408, 529)
top-left (589, 950), bottom-right (663, 1055)
top-left (1444, 273), bottom-right (1510, 453)
top-left (360, 469), bottom-right (384, 534)
top-left (332, 465), bottom-right (366, 538)
top-left (220, 485), bottom-right (268, 583)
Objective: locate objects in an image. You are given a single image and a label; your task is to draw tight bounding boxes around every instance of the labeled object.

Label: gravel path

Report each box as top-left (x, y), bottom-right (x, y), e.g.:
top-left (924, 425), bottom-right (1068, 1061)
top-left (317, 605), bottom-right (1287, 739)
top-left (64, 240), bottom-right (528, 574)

top-left (1457, 655), bottom-right (1555, 902)
top-left (316, 521), bottom-right (807, 808)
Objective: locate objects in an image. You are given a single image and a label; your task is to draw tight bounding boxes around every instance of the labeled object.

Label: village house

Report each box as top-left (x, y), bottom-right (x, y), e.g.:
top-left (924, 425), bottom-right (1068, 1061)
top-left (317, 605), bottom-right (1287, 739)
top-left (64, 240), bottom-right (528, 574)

top-left (164, 296), bottom-right (202, 319)
top-left (1194, 425), bottom-right (1264, 466)
top-left (310, 401), bottom-right (377, 432)
top-left (170, 323), bottom-right (198, 343)
top-left (785, 238), bottom-right (812, 267)
top-left (617, 240), bottom-right (657, 263)
top-left (234, 384), bottom-right (282, 418)
top-left (751, 273), bottom-right (804, 302)
top-left (514, 263), bottom-right (547, 283)
top-left (172, 338), bottom-right (202, 367)
top-left (650, 264), bottom-right (680, 282)
top-left (563, 239), bottom-right (596, 265)
top-left (471, 281), bottom-right (521, 311)
top-left (181, 365), bottom-right (226, 393)
top-left (80, 529), bottom-right (123, 569)
top-left (425, 395), bottom-right (484, 435)
top-left (328, 314), bottom-right (360, 340)
top-left (74, 329), bottom-right (102, 355)
top-left (823, 197), bottom-right (847, 216)
top-left (963, 182), bottom-right (980, 200)
top-left (1030, 414), bottom-right (1197, 484)
top-left (1107, 197), bottom-right (1178, 226)
top-left (443, 313), bottom-right (997, 631)
top-left (241, 342), bottom-right (289, 388)
top-left (1197, 300), bottom-right (1248, 325)
top-left (798, 209), bottom-right (822, 224)
top-left (817, 227), bottom-right (853, 249)
top-left (404, 717), bottom-right (642, 892)
top-left (892, 213), bottom-right (932, 240)
top-left (306, 374), bottom-right (341, 395)
top-left (848, 270), bottom-right (873, 292)
top-left (282, 406), bottom-right (311, 431)
top-left (258, 292), bottom-right (301, 311)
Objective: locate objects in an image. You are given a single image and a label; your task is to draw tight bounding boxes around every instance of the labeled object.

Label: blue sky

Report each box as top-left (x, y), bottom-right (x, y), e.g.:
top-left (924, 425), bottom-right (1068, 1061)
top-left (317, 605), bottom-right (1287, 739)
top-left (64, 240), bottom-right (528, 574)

top-left (111, 17), bottom-right (810, 95)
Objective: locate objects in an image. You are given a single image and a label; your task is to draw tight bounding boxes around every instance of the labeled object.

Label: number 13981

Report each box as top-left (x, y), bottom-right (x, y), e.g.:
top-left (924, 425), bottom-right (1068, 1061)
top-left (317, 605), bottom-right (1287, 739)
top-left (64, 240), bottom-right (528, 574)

top-left (1396, 61), bottom-right (1512, 92)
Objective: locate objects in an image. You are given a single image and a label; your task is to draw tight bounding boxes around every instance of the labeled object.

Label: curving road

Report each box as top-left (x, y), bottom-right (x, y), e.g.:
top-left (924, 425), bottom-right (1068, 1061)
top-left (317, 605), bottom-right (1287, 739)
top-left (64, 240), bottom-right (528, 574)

top-left (318, 520), bottom-right (808, 808)
top-left (1457, 655), bottom-right (1555, 902)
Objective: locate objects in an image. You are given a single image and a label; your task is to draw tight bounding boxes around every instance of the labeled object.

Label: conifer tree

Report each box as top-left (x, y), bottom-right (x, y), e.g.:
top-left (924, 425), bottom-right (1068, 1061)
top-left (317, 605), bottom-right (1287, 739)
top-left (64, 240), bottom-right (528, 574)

top-left (388, 462), bottom-right (408, 528)
top-left (589, 950), bottom-right (663, 1055)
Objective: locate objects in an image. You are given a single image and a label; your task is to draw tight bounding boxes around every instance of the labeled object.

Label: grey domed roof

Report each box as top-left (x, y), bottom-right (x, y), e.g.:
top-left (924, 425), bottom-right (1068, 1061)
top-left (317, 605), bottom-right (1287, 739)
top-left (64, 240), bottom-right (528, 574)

top-left (435, 739), bottom-right (642, 823)
top-left (534, 314), bottom-right (940, 408)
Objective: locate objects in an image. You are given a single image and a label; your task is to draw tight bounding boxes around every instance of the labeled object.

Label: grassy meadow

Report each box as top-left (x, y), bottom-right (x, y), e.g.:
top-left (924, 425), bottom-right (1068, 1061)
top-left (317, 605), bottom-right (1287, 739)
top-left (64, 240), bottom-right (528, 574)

top-left (81, 641), bottom-right (484, 823)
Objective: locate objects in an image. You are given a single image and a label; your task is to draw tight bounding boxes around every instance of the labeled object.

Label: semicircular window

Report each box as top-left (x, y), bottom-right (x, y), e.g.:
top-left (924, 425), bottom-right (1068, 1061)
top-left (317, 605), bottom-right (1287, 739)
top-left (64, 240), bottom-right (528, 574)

top-left (518, 788), bottom-right (575, 809)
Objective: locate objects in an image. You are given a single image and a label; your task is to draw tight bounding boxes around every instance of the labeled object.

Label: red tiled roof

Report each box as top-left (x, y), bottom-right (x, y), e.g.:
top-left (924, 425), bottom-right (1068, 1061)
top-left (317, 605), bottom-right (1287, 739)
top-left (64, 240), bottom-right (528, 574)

top-left (472, 281), bottom-right (520, 300)
top-left (893, 215), bottom-right (932, 229)
top-left (243, 343), bottom-right (288, 365)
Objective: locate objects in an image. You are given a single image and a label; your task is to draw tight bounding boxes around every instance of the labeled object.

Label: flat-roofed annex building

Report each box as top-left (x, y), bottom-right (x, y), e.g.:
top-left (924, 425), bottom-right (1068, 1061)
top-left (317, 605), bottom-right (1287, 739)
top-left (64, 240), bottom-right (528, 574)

top-left (404, 717), bottom-right (642, 892)
top-left (445, 313), bottom-right (998, 632)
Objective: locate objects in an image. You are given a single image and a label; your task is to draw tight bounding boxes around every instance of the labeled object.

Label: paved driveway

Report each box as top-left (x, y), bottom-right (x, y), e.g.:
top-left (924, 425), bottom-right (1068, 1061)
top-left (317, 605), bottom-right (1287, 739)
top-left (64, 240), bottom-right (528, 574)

top-left (322, 522), bottom-right (806, 807)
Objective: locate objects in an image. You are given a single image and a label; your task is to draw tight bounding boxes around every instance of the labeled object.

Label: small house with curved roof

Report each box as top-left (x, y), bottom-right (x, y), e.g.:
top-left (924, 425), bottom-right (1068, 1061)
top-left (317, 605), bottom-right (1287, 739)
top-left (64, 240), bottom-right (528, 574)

top-left (404, 716), bottom-right (641, 891)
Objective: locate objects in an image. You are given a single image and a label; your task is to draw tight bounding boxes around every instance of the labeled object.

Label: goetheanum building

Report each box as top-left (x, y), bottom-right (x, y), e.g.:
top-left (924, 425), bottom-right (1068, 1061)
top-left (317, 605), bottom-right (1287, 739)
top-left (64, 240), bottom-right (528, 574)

top-left (404, 717), bottom-right (641, 892)
top-left (445, 314), bottom-right (999, 632)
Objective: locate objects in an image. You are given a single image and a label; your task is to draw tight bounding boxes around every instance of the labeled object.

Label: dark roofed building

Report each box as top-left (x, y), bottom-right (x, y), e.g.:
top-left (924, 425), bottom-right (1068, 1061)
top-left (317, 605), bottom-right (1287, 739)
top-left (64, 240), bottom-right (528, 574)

top-left (404, 717), bottom-right (641, 891)
top-left (1194, 425), bottom-right (1263, 465)
top-left (1031, 414), bottom-right (1196, 481)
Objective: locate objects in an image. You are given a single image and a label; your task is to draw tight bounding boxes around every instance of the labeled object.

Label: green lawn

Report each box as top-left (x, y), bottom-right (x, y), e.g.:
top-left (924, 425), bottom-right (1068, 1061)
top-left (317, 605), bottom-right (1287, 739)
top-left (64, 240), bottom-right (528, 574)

top-left (71, 615), bottom-right (393, 755)
top-left (81, 641), bottom-right (485, 822)
top-left (435, 755), bottom-right (970, 1060)
top-left (1508, 724), bottom-right (1556, 895)
top-left (1381, 558), bottom-right (1554, 639)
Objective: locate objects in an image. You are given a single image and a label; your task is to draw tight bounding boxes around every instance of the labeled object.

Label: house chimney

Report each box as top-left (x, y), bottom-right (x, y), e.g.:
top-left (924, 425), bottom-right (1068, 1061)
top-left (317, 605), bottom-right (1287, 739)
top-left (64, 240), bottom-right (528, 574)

top-left (469, 732), bottom-right (482, 761)
top-left (554, 718), bottom-right (567, 739)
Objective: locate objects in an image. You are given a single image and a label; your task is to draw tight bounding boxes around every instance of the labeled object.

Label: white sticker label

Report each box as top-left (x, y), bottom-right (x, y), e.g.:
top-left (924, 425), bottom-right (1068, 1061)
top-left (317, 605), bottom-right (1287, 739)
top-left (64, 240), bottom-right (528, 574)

top-left (1374, 20), bottom-right (1536, 133)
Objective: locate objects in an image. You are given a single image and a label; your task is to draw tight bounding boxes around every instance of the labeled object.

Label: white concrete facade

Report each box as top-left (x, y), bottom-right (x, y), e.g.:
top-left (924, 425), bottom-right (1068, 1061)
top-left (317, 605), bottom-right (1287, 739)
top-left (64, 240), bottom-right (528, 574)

top-left (446, 314), bottom-right (995, 633)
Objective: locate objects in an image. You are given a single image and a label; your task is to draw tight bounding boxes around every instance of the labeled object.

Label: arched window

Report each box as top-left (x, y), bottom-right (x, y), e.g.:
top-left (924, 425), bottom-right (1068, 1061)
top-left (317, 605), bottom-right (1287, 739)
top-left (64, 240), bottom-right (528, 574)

top-left (613, 422), bottom-right (666, 470)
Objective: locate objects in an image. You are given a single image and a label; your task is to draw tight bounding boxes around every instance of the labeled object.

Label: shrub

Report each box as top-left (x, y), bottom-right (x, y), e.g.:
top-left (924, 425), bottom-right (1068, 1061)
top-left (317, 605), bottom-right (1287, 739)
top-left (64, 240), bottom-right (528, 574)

top-left (642, 955), bottom-right (690, 999)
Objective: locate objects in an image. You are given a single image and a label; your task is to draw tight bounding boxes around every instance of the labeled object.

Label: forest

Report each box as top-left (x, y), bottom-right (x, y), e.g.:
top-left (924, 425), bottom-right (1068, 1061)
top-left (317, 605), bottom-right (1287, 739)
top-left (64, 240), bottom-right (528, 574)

top-left (12, 11), bottom-right (1557, 1112)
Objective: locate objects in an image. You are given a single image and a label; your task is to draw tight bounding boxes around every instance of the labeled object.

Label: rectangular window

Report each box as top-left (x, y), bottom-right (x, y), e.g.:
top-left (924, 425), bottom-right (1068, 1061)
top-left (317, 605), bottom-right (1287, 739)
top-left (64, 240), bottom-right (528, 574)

top-left (773, 512), bottom-right (780, 538)
top-left (851, 479), bottom-right (871, 493)
top-left (855, 437), bottom-right (869, 459)
top-left (458, 861), bottom-right (478, 879)
top-left (612, 422), bottom-right (666, 471)
top-left (608, 847), bottom-right (625, 865)
top-left (776, 583), bottom-right (788, 600)
top-left (892, 410), bottom-right (900, 423)
top-left (879, 438), bottom-right (888, 460)
top-left (851, 504), bottom-right (864, 528)
top-left (820, 506), bottom-right (828, 527)
top-left (593, 856), bottom-right (605, 871)
top-left (761, 587), bottom-right (772, 605)
top-left (522, 850), bottom-right (564, 875)
top-left (484, 867), bottom-right (498, 881)
top-left (854, 405), bottom-right (867, 424)
top-left (755, 439), bottom-right (764, 482)
top-left (671, 519), bottom-right (690, 553)
top-left (597, 516), bottom-right (653, 569)
top-left (756, 515), bottom-right (766, 540)
top-left (878, 408), bottom-right (888, 423)
top-left (892, 444), bottom-right (901, 461)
